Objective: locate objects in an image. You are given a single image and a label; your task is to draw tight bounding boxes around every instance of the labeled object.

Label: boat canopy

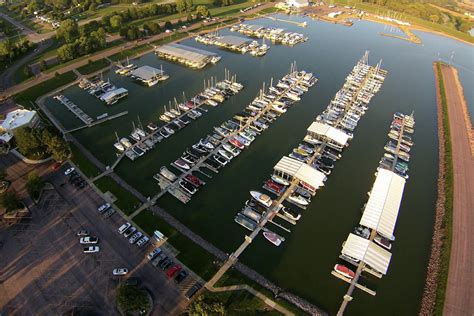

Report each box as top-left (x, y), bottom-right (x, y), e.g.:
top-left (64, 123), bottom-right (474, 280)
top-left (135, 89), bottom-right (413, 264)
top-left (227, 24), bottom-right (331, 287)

top-left (307, 121), bottom-right (350, 146)
top-left (131, 65), bottom-right (164, 81)
top-left (155, 43), bottom-right (218, 63)
top-left (341, 233), bottom-right (392, 275)
top-left (359, 168), bottom-right (406, 239)
top-left (273, 156), bottom-right (326, 189)
top-left (217, 35), bottom-right (252, 47)
top-left (100, 87), bottom-right (128, 102)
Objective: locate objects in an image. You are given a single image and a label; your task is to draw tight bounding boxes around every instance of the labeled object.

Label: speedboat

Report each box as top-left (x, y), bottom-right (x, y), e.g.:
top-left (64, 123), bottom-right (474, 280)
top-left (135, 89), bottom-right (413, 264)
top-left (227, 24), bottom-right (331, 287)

top-left (114, 142), bottom-right (125, 152)
top-left (184, 174), bottom-right (202, 187)
top-left (160, 166), bottom-right (177, 182)
top-left (264, 179), bottom-right (285, 194)
top-left (288, 193), bottom-right (309, 206)
top-left (223, 143), bottom-right (241, 157)
top-left (200, 138), bottom-right (214, 150)
top-left (174, 159), bottom-right (190, 170)
top-left (263, 231), bottom-right (282, 247)
top-left (147, 123), bottom-right (159, 131)
top-left (250, 191), bottom-right (272, 208)
top-left (213, 154), bottom-right (228, 167)
top-left (218, 149), bottom-right (233, 161)
top-left (271, 174), bottom-right (290, 186)
top-left (159, 129), bottom-right (170, 138)
top-left (229, 138), bottom-right (245, 150)
top-left (179, 180), bottom-right (197, 195)
top-left (164, 126), bottom-right (175, 135)
top-left (334, 264), bottom-right (355, 279)
top-left (234, 214), bottom-right (257, 231)
top-left (281, 206), bottom-right (301, 221)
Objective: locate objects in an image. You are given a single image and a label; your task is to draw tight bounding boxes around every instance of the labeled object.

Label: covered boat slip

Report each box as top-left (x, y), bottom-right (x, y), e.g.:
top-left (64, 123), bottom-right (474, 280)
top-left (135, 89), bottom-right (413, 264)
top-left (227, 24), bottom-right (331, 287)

top-left (341, 233), bottom-right (392, 275)
top-left (216, 35), bottom-right (252, 49)
top-left (100, 87), bottom-right (128, 104)
top-left (273, 156), bottom-right (326, 190)
top-left (360, 168), bottom-right (406, 240)
top-left (155, 43), bottom-right (219, 69)
top-left (306, 121), bottom-right (350, 148)
top-left (130, 65), bottom-right (165, 85)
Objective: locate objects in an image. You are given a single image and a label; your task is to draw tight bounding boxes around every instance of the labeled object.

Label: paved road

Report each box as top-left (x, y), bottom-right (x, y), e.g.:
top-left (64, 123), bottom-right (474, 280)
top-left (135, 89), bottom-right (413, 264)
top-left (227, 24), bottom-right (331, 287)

top-left (441, 64), bottom-right (474, 316)
top-left (0, 155), bottom-right (188, 315)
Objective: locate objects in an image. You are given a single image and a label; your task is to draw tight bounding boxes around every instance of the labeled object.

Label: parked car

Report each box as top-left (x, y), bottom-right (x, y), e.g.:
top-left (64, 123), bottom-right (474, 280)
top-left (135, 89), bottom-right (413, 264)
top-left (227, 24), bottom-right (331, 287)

top-left (83, 246), bottom-right (99, 253)
top-left (112, 268), bottom-right (128, 276)
top-left (159, 258), bottom-right (173, 270)
top-left (118, 223), bottom-right (131, 234)
top-left (80, 236), bottom-right (99, 244)
top-left (166, 264), bottom-right (182, 278)
top-left (97, 203), bottom-right (111, 213)
top-left (185, 282), bottom-right (203, 300)
top-left (152, 253), bottom-right (166, 267)
top-left (77, 230), bottom-right (89, 236)
top-left (136, 236), bottom-right (149, 248)
top-left (175, 270), bottom-right (188, 284)
top-left (64, 167), bottom-right (75, 175)
top-left (129, 231), bottom-right (143, 244)
top-left (103, 208), bottom-right (115, 218)
top-left (147, 247), bottom-right (162, 260)
top-left (123, 226), bottom-right (136, 238)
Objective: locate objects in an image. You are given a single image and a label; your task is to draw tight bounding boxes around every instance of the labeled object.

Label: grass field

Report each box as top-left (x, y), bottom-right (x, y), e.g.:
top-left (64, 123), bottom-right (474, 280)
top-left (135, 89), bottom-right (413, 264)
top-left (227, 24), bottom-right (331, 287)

top-left (133, 209), bottom-right (220, 280)
top-left (77, 58), bottom-right (111, 75)
top-left (70, 142), bottom-right (102, 178)
top-left (14, 71), bottom-right (77, 107)
top-left (434, 62), bottom-right (454, 316)
top-left (94, 176), bottom-right (142, 215)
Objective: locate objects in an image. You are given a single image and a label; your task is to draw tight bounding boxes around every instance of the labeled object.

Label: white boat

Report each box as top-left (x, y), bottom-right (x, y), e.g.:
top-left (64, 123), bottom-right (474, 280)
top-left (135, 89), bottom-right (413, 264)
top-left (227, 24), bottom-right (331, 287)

top-left (250, 191), bottom-right (272, 208)
top-left (272, 103), bottom-right (287, 114)
top-left (263, 231), bottom-right (282, 246)
top-left (288, 193), bottom-right (309, 206)
top-left (114, 142), bottom-right (125, 152)
top-left (271, 174), bottom-right (290, 186)
top-left (160, 166), bottom-right (177, 182)
top-left (120, 137), bottom-right (133, 148)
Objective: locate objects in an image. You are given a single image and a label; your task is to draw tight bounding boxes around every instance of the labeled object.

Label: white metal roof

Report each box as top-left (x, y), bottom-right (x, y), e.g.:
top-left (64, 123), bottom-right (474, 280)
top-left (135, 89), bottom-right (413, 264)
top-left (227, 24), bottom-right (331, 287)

top-left (218, 35), bottom-right (251, 47)
top-left (100, 88), bottom-right (128, 102)
top-left (273, 156), bottom-right (326, 189)
top-left (360, 168), bottom-right (406, 239)
top-left (155, 43), bottom-right (217, 63)
top-left (0, 109), bottom-right (37, 131)
top-left (307, 121), bottom-right (350, 146)
top-left (131, 65), bottom-right (163, 81)
top-left (342, 233), bottom-right (392, 275)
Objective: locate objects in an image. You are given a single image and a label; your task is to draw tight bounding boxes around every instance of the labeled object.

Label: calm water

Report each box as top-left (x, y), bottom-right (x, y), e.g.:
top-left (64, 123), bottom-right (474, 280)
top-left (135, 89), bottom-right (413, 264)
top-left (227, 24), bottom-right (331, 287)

top-left (46, 15), bottom-right (474, 315)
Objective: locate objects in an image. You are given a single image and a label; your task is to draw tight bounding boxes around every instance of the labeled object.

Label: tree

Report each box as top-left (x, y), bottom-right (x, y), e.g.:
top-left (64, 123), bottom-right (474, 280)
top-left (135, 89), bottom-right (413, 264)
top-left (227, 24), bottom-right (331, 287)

top-left (164, 21), bottom-right (172, 30)
top-left (57, 43), bottom-right (76, 61)
top-left (429, 15), bottom-right (439, 23)
top-left (116, 285), bottom-right (151, 314)
top-left (14, 127), bottom-right (45, 158)
top-left (185, 0), bottom-right (193, 12)
top-left (195, 5), bottom-right (209, 19)
top-left (187, 295), bottom-right (225, 315)
top-left (26, 172), bottom-right (44, 200)
top-left (0, 190), bottom-right (22, 212)
top-left (110, 15), bottom-right (123, 29)
top-left (56, 19), bottom-right (79, 43)
top-left (176, 0), bottom-right (187, 13)
top-left (40, 129), bottom-right (70, 162)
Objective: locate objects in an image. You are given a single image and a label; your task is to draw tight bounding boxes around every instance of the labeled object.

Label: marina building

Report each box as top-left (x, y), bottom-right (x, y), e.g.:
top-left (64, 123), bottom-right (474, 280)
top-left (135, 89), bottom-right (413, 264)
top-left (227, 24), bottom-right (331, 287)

top-left (130, 65), bottom-right (169, 87)
top-left (0, 109), bottom-right (39, 143)
top-left (305, 121), bottom-right (350, 150)
top-left (286, 0), bottom-right (309, 8)
top-left (216, 35), bottom-right (252, 50)
top-left (273, 156), bottom-right (327, 192)
top-left (155, 43), bottom-right (221, 69)
top-left (100, 88), bottom-right (129, 105)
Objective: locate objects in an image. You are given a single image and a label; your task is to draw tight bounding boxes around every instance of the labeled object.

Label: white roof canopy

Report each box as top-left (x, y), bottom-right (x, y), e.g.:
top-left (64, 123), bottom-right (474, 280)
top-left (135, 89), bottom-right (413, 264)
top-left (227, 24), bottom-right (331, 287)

top-left (273, 156), bottom-right (326, 189)
top-left (342, 233), bottom-right (392, 275)
top-left (307, 121), bottom-right (350, 146)
top-left (100, 88), bottom-right (128, 102)
top-left (360, 168), bottom-right (406, 239)
top-left (131, 66), bottom-right (163, 81)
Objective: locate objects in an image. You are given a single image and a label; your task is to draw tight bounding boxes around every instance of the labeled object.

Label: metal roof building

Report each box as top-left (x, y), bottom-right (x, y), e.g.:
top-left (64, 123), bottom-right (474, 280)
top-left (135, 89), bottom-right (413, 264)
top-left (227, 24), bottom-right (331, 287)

top-left (273, 156), bottom-right (327, 189)
top-left (217, 35), bottom-right (251, 47)
top-left (341, 233), bottom-right (392, 275)
top-left (307, 121), bottom-right (350, 146)
top-left (359, 168), bottom-right (406, 239)
top-left (131, 65), bottom-right (163, 81)
top-left (155, 43), bottom-right (219, 69)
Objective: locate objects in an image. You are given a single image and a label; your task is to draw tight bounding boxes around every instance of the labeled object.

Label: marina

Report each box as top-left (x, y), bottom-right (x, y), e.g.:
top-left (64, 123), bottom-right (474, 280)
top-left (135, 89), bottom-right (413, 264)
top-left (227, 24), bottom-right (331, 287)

top-left (130, 65), bottom-right (169, 87)
top-left (195, 34), bottom-right (270, 56)
top-left (41, 14), bottom-right (473, 314)
top-left (53, 95), bottom-right (93, 125)
top-left (155, 43), bottom-right (221, 69)
top-left (78, 76), bottom-right (128, 105)
top-left (334, 112), bottom-right (415, 315)
top-left (230, 23), bottom-right (308, 46)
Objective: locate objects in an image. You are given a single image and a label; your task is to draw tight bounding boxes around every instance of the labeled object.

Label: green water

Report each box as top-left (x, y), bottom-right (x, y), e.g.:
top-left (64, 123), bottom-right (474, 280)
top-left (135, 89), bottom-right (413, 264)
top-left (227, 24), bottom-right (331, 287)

top-left (45, 15), bottom-right (474, 315)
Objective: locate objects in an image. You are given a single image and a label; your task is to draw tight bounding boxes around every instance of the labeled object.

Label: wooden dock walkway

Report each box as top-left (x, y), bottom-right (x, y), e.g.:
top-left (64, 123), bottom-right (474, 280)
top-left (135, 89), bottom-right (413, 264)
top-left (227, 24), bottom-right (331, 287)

top-left (64, 111), bottom-right (129, 133)
top-left (54, 95), bottom-right (93, 125)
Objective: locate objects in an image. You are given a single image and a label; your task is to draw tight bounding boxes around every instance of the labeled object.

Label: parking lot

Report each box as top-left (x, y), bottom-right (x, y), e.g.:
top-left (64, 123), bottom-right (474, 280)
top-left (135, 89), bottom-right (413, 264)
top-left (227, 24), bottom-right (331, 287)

top-left (0, 158), bottom-right (194, 315)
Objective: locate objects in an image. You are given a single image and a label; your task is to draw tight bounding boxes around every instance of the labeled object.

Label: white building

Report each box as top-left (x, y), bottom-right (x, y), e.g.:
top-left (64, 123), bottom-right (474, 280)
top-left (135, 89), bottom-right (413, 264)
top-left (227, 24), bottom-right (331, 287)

top-left (0, 109), bottom-right (39, 143)
top-left (286, 0), bottom-right (309, 8)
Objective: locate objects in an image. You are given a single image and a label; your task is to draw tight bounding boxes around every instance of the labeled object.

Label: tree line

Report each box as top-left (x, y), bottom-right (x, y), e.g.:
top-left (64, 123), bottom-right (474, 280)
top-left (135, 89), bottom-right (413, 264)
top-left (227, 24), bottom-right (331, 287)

top-left (14, 126), bottom-right (70, 162)
top-left (0, 39), bottom-right (33, 65)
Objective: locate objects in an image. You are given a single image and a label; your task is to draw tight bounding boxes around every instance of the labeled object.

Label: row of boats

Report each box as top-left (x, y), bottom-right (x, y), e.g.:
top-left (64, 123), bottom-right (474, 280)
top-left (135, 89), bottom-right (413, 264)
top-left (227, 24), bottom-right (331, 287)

top-left (78, 76), bottom-right (128, 105)
top-left (195, 34), bottom-right (270, 57)
top-left (114, 77), bottom-right (244, 160)
top-left (230, 24), bottom-right (308, 46)
top-left (334, 112), bottom-right (414, 283)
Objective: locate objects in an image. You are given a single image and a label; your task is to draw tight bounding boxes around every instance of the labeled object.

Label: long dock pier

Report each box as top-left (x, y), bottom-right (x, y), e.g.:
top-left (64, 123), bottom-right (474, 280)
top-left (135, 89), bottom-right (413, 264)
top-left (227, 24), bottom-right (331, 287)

top-left (65, 111), bottom-right (129, 133)
top-left (54, 95), bottom-right (93, 125)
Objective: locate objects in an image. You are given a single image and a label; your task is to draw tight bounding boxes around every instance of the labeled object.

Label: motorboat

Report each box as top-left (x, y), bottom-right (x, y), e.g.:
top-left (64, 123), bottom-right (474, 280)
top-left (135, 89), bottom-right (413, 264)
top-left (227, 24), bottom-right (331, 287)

top-left (179, 180), bottom-right (197, 195)
top-left (120, 137), bottom-right (133, 148)
top-left (200, 138), bottom-right (214, 150)
top-left (213, 154), bottom-right (228, 167)
top-left (250, 191), bottom-right (273, 208)
top-left (159, 129), bottom-right (170, 138)
top-left (281, 206), bottom-right (301, 221)
top-left (160, 115), bottom-right (171, 122)
top-left (114, 142), bottom-right (125, 152)
top-left (234, 214), bottom-right (257, 231)
top-left (264, 179), bottom-right (285, 194)
top-left (218, 149), bottom-right (233, 161)
top-left (263, 231), bottom-right (282, 247)
top-left (164, 126), bottom-right (175, 135)
top-left (229, 138), bottom-right (245, 150)
top-left (271, 174), bottom-right (290, 186)
top-left (160, 166), bottom-right (177, 182)
top-left (288, 193), bottom-right (309, 206)
top-left (223, 143), bottom-right (241, 157)
top-left (174, 159), bottom-right (190, 170)
top-left (184, 174), bottom-right (202, 187)
top-left (334, 264), bottom-right (355, 279)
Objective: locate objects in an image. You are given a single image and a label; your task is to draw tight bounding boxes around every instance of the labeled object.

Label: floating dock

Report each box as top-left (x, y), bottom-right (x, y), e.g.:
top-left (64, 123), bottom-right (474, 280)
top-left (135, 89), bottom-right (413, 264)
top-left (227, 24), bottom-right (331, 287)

top-left (54, 95), bottom-right (93, 125)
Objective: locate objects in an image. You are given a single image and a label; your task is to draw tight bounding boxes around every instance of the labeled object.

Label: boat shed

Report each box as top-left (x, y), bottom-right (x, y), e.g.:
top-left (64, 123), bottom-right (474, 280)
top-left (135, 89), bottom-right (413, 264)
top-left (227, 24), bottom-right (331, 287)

top-left (359, 168), bottom-right (406, 239)
top-left (100, 87), bottom-right (128, 104)
top-left (155, 43), bottom-right (219, 69)
top-left (273, 156), bottom-right (326, 189)
top-left (307, 121), bottom-right (350, 147)
top-left (341, 233), bottom-right (392, 275)
top-left (131, 65), bottom-right (164, 82)
top-left (217, 35), bottom-right (251, 48)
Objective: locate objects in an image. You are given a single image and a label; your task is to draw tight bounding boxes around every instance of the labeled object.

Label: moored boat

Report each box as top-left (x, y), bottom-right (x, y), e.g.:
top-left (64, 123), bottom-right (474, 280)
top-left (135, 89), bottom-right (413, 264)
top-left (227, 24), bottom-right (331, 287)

top-left (263, 231), bottom-right (282, 246)
top-left (250, 191), bottom-right (273, 208)
top-left (334, 264), bottom-right (355, 279)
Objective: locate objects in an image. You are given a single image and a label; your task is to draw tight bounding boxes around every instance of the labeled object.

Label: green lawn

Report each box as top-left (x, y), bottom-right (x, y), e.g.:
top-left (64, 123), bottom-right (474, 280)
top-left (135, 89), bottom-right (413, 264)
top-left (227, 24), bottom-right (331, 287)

top-left (77, 58), bottom-right (111, 75)
top-left (133, 208), bottom-right (220, 280)
top-left (94, 176), bottom-right (142, 215)
top-left (69, 142), bottom-right (102, 178)
top-left (434, 62), bottom-right (454, 316)
top-left (14, 71), bottom-right (77, 107)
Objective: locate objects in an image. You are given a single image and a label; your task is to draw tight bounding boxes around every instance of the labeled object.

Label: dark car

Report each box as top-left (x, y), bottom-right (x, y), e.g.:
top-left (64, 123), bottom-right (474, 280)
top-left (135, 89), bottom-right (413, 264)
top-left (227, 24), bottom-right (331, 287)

top-left (161, 259), bottom-right (173, 271)
top-left (185, 282), bottom-right (203, 300)
top-left (174, 270), bottom-right (188, 284)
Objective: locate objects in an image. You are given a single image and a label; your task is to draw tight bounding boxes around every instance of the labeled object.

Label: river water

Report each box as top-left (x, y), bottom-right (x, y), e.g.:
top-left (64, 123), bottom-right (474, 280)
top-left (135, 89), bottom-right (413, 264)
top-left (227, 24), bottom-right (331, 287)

top-left (45, 15), bottom-right (474, 315)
